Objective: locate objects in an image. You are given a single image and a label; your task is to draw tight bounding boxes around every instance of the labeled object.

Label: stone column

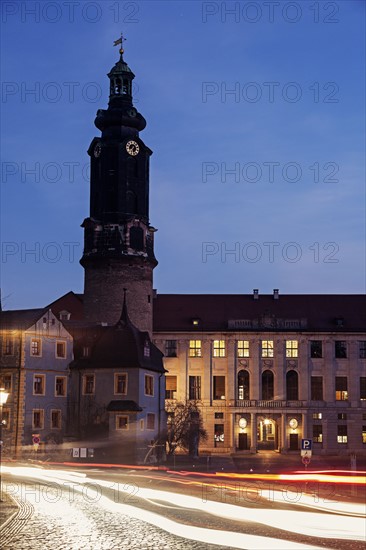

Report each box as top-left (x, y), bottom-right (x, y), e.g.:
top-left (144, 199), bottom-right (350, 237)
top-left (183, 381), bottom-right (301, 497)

top-left (302, 412), bottom-right (308, 439)
top-left (250, 412), bottom-right (257, 452)
top-left (251, 339), bottom-right (260, 400)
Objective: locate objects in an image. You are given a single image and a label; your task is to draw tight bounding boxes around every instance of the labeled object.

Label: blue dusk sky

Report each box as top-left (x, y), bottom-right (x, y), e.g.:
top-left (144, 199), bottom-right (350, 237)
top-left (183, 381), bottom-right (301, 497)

top-left (1, 0), bottom-right (365, 310)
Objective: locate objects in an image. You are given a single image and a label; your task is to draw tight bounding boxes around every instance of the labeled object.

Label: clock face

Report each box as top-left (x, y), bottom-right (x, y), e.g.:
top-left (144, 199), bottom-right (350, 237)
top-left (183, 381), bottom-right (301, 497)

top-left (289, 418), bottom-right (298, 429)
top-left (94, 143), bottom-right (101, 158)
top-left (126, 140), bottom-right (139, 156)
top-left (127, 108), bottom-right (137, 118)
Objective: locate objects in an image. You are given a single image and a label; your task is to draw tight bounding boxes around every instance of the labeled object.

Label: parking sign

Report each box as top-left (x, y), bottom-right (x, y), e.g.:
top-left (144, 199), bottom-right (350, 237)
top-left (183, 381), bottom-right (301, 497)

top-left (301, 438), bottom-right (312, 451)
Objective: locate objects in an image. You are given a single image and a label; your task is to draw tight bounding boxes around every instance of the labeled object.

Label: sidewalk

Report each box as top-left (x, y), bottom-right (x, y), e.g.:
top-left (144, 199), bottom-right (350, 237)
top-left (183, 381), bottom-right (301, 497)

top-left (0, 490), bottom-right (19, 529)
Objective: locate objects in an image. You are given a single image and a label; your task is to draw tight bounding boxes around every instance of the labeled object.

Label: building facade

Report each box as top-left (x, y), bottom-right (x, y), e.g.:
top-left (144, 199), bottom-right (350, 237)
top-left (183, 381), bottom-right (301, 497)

top-left (0, 308), bottom-right (72, 453)
top-left (153, 291), bottom-right (366, 455)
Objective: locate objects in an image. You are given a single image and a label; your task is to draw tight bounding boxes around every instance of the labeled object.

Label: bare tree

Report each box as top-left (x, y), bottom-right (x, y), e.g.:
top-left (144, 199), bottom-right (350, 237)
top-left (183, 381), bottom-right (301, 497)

top-left (165, 401), bottom-right (207, 458)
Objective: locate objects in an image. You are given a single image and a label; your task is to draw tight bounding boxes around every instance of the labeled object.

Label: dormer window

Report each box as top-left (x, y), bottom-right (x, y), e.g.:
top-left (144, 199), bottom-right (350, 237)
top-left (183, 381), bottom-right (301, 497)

top-left (59, 310), bottom-right (71, 321)
top-left (144, 340), bottom-right (150, 357)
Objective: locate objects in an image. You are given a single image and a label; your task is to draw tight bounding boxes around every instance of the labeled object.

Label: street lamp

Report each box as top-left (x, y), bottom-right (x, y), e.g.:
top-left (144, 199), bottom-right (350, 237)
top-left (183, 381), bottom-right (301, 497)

top-left (0, 387), bottom-right (10, 502)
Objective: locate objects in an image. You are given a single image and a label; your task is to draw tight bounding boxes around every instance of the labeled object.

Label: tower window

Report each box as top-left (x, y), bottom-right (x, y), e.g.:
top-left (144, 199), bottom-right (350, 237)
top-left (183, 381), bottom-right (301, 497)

top-left (129, 226), bottom-right (144, 250)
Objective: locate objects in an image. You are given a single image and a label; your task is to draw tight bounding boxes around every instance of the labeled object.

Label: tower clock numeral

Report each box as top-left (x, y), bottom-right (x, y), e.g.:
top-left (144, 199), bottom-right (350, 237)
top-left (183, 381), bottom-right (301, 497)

top-left (126, 140), bottom-right (139, 156)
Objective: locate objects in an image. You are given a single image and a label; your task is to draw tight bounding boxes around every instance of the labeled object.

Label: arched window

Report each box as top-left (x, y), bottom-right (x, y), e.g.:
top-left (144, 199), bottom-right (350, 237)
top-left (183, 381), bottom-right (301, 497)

top-left (129, 226), bottom-right (144, 251)
top-left (114, 78), bottom-right (122, 94)
top-left (237, 370), bottom-right (250, 400)
top-left (262, 370), bottom-right (274, 400)
top-left (286, 370), bottom-right (299, 400)
top-left (126, 190), bottom-right (137, 214)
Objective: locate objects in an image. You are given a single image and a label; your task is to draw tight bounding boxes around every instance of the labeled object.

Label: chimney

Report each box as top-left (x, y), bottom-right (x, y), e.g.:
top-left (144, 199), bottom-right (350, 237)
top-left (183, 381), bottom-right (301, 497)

top-left (253, 289), bottom-right (259, 300)
top-left (273, 289), bottom-right (279, 300)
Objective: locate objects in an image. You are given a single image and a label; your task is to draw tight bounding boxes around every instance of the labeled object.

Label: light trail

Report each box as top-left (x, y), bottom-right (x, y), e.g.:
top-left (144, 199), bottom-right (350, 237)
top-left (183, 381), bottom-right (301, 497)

top-left (2, 465), bottom-right (365, 549)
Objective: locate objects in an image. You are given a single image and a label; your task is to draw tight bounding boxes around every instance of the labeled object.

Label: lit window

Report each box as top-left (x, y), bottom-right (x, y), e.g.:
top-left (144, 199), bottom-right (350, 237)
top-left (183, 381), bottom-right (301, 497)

top-left (83, 375), bottom-right (95, 395)
top-left (189, 340), bottom-right (202, 358)
top-left (55, 377), bottom-right (66, 397)
top-left (213, 340), bottom-right (226, 358)
top-left (335, 377), bottom-right (348, 401)
top-left (359, 342), bottom-right (366, 359)
top-left (189, 376), bottom-right (201, 400)
top-left (32, 409), bottom-right (44, 429)
top-left (337, 425), bottom-right (347, 444)
top-left (56, 341), bottom-right (66, 358)
top-left (116, 415), bottom-right (128, 430)
top-left (51, 410), bottom-right (61, 429)
top-left (115, 374), bottom-right (127, 395)
top-left (213, 376), bottom-right (225, 399)
top-left (147, 413), bottom-right (155, 430)
top-left (312, 413), bottom-right (322, 420)
top-left (165, 340), bottom-right (177, 357)
top-left (214, 424), bottom-right (224, 444)
top-left (31, 339), bottom-right (41, 356)
top-left (4, 337), bottom-right (14, 356)
top-left (165, 375), bottom-right (177, 399)
top-left (310, 340), bottom-right (322, 358)
top-left (286, 340), bottom-right (298, 358)
top-left (262, 340), bottom-right (274, 358)
top-left (33, 375), bottom-right (45, 395)
top-left (362, 426), bottom-right (366, 444)
top-left (313, 425), bottom-right (322, 443)
top-left (145, 375), bottom-right (154, 396)
top-left (360, 377), bottom-right (366, 400)
top-left (335, 341), bottom-right (347, 359)
top-left (237, 340), bottom-right (249, 358)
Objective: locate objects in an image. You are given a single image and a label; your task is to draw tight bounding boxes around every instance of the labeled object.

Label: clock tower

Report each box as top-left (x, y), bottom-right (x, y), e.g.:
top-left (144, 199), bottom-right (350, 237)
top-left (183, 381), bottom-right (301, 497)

top-left (80, 44), bottom-right (157, 335)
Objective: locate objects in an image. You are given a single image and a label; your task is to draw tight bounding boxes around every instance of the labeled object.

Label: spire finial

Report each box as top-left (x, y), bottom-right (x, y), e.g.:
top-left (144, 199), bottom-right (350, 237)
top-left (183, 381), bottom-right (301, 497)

top-left (113, 33), bottom-right (126, 58)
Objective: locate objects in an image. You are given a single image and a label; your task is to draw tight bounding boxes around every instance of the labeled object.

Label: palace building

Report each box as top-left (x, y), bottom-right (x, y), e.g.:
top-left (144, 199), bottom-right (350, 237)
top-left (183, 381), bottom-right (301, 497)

top-left (1, 45), bottom-right (365, 461)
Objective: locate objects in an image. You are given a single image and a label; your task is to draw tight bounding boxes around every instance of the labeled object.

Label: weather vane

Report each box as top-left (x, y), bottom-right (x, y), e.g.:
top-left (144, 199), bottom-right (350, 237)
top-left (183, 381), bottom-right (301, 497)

top-left (113, 33), bottom-right (126, 55)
